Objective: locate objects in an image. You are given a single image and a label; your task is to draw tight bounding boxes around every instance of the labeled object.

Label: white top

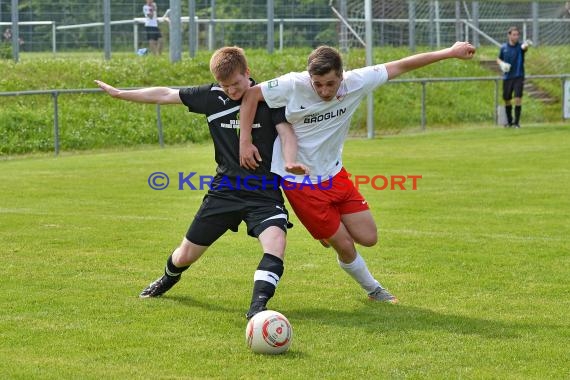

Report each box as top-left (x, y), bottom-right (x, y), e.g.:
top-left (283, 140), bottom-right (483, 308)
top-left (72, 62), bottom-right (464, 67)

top-left (143, 3), bottom-right (158, 27)
top-left (260, 64), bottom-right (389, 183)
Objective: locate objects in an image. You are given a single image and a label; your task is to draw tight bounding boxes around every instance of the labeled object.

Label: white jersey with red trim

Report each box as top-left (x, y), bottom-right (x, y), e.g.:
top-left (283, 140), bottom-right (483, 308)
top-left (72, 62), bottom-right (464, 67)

top-left (260, 64), bottom-right (389, 183)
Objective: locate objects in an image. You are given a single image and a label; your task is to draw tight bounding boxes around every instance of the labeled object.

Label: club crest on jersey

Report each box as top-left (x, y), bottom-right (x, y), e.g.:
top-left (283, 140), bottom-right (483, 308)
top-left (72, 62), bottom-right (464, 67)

top-left (267, 79), bottom-right (279, 88)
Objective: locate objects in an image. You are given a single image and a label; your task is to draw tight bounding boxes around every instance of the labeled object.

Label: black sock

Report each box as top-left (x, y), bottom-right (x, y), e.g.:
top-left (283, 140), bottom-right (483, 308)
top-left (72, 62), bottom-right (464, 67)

top-left (250, 253), bottom-right (284, 307)
top-left (505, 105), bottom-right (513, 125)
top-left (164, 254), bottom-right (190, 279)
top-left (514, 105), bottom-right (522, 125)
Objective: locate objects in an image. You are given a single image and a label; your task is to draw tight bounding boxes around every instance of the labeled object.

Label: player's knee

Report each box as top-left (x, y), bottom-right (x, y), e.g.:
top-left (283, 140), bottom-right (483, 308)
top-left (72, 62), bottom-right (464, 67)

top-left (258, 226), bottom-right (286, 255)
top-left (173, 240), bottom-right (202, 266)
top-left (330, 235), bottom-right (355, 254)
top-left (357, 231), bottom-right (378, 247)
top-left (269, 233), bottom-right (286, 253)
top-left (173, 246), bottom-right (191, 266)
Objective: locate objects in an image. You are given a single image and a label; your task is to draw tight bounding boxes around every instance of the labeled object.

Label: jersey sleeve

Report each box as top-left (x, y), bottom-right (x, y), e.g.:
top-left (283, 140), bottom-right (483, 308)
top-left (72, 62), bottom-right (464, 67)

top-left (270, 106), bottom-right (287, 125)
top-left (349, 64), bottom-right (389, 92)
top-left (179, 84), bottom-right (213, 114)
top-left (498, 44), bottom-right (505, 60)
top-left (259, 73), bottom-right (295, 109)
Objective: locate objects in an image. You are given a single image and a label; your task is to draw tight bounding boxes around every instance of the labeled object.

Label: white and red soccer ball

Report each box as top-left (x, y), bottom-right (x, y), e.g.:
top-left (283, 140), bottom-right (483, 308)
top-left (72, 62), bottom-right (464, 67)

top-left (245, 310), bottom-right (292, 354)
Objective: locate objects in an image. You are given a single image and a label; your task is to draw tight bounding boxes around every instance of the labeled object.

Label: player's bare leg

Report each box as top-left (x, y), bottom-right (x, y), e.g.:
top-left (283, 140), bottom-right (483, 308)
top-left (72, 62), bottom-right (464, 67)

top-left (246, 226), bottom-right (286, 319)
top-left (156, 37), bottom-right (163, 55)
top-left (140, 237), bottom-right (207, 298)
top-left (341, 210), bottom-right (378, 247)
top-left (149, 39), bottom-right (158, 55)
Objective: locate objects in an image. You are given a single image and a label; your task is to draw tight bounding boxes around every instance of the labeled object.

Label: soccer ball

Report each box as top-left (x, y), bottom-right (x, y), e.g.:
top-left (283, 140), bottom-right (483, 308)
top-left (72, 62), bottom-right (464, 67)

top-left (245, 310), bottom-right (293, 354)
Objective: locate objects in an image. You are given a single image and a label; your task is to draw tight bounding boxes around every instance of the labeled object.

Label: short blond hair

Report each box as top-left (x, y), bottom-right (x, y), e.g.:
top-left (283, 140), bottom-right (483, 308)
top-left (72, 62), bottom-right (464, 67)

top-left (209, 46), bottom-right (248, 82)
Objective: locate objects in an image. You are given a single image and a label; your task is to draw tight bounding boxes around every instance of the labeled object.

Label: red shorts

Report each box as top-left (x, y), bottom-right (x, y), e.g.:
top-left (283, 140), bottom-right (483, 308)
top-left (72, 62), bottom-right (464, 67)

top-left (282, 167), bottom-right (369, 239)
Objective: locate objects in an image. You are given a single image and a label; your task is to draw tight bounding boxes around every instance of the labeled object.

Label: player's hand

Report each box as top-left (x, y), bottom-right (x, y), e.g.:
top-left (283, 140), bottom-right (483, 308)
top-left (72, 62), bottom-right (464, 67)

top-left (450, 41), bottom-right (476, 60)
top-left (239, 140), bottom-right (261, 170)
top-left (94, 80), bottom-right (120, 97)
top-left (498, 61), bottom-right (511, 73)
top-left (285, 163), bottom-right (310, 175)
top-left (522, 39), bottom-right (533, 50)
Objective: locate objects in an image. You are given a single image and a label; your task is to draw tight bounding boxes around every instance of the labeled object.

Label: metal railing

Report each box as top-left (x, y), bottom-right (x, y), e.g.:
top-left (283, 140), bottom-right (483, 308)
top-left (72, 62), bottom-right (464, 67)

top-left (4, 16), bottom-right (570, 58)
top-left (1, 75), bottom-right (569, 156)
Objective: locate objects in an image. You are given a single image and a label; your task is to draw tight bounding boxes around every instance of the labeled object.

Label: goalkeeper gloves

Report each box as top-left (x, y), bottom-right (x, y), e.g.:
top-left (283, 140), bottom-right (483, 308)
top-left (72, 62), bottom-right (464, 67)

top-left (499, 61), bottom-right (511, 73)
top-left (522, 39), bottom-right (533, 49)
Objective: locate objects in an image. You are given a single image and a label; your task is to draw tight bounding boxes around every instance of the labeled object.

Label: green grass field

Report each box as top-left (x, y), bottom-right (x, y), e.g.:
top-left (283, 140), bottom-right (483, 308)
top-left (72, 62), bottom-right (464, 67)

top-left (1, 125), bottom-right (569, 379)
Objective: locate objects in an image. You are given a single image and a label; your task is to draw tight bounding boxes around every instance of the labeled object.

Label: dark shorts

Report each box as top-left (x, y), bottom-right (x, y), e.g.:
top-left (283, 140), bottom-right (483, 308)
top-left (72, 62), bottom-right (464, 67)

top-left (145, 26), bottom-right (162, 41)
top-left (185, 191), bottom-right (291, 246)
top-left (503, 77), bottom-right (524, 100)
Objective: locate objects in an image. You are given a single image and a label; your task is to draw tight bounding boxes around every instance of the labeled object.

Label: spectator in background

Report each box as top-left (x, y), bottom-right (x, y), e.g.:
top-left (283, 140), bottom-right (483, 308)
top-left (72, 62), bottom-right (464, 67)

top-left (2, 28), bottom-right (11, 43)
top-left (143, 0), bottom-right (163, 55)
top-left (2, 28), bottom-right (24, 46)
top-left (497, 26), bottom-right (532, 128)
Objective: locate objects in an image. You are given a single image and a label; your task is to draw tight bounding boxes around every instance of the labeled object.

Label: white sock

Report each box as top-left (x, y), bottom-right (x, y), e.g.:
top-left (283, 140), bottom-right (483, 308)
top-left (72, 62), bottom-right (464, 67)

top-left (337, 252), bottom-right (380, 293)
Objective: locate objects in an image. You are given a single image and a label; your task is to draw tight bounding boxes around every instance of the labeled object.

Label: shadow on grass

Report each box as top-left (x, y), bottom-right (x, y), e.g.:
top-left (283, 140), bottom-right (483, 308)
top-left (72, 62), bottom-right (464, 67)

top-left (164, 295), bottom-right (242, 315)
top-left (147, 295), bottom-right (537, 340)
top-left (286, 303), bottom-right (526, 339)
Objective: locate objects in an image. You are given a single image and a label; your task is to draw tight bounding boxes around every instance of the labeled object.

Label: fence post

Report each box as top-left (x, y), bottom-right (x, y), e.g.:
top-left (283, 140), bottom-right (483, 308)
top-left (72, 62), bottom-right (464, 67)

top-left (561, 77), bottom-right (570, 121)
top-left (532, 1), bottom-right (539, 46)
top-left (52, 92), bottom-right (60, 156)
top-left (11, 0), bottom-right (19, 63)
top-left (267, 0), bottom-right (274, 54)
top-left (494, 79), bottom-right (499, 126)
top-left (133, 22), bottom-right (138, 53)
top-left (471, 1), bottom-right (479, 47)
top-left (156, 104), bottom-right (164, 148)
top-left (408, 0), bottom-right (416, 53)
top-left (421, 81), bottom-right (426, 131)
top-left (189, 0), bottom-right (197, 58)
top-left (208, 0), bottom-right (215, 51)
top-left (169, 0), bottom-right (182, 63)
top-left (52, 22), bottom-right (57, 55)
top-left (455, 1), bottom-right (461, 41)
top-left (103, 0), bottom-right (111, 60)
top-left (279, 19), bottom-right (283, 52)
top-left (365, 0), bottom-right (374, 138)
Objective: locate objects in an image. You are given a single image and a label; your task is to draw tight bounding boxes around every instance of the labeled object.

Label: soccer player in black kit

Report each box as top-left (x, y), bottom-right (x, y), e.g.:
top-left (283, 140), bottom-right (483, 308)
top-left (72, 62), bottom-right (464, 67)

top-left (95, 47), bottom-right (306, 319)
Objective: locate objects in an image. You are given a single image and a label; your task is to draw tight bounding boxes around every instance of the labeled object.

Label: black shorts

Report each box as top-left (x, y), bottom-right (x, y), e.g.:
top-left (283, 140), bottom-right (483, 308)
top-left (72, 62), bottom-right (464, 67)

top-left (503, 77), bottom-right (524, 100)
top-left (185, 191), bottom-right (292, 246)
top-left (145, 26), bottom-right (162, 41)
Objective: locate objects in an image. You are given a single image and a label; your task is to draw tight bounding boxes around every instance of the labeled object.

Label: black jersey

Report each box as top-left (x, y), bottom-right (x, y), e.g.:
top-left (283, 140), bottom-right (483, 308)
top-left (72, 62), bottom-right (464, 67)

top-left (179, 80), bottom-right (286, 201)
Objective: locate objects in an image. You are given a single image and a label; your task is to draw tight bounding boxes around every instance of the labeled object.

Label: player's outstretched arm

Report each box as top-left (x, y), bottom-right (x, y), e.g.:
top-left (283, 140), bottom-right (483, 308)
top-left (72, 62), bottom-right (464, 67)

top-left (496, 58), bottom-right (511, 73)
top-left (521, 39), bottom-right (532, 51)
top-left (385, 41), bottom-right (476, 80)
top-left (275, 122), bottom-right (309, 175)
top-left (239, 85), bottom-right (265, 170)
top-left (94, 80), bottom-right (182, 105)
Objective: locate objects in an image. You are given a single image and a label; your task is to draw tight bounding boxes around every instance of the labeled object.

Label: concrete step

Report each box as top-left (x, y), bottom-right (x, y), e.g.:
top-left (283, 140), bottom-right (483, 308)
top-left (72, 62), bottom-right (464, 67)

top-left (479, 59), bottom-right (557, 104)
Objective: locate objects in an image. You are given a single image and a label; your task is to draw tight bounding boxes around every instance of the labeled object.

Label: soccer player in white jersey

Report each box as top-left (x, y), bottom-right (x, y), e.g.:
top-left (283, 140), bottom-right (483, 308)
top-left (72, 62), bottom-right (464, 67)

top-left (238, 41), bottom-right (476, 303)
